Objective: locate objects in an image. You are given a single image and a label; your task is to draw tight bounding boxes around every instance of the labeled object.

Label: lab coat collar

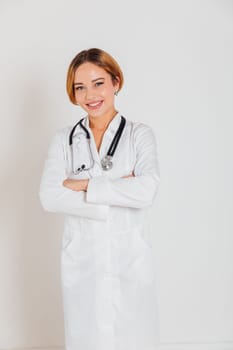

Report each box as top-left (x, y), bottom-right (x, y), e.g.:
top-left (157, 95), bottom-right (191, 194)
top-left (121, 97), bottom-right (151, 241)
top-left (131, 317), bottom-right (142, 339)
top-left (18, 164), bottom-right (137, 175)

top-left (72, 111), bottom-right (122, 139)
top-left (83, 111), bottom-right (122, 135)
top-left (70, 111), bottom-right (124, 174)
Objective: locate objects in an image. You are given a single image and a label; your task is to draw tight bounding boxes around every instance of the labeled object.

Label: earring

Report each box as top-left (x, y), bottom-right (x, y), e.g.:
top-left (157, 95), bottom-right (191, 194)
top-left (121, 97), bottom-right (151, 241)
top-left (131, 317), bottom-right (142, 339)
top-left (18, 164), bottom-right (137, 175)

top-left (114, 90), bottom-right (118, 96)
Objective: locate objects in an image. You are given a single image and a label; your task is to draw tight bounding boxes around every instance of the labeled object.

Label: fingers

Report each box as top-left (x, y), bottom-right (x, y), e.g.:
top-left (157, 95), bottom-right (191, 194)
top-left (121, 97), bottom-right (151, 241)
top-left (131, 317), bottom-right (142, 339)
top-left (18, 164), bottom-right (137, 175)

top-left (121, 171), bottom-right (135, 179)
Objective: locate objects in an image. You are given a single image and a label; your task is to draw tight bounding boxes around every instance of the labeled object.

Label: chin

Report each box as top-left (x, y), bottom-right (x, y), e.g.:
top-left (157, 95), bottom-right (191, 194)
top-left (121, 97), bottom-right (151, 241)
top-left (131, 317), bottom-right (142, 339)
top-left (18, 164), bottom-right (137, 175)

top-left (89, 109), bottom-right (110, 118)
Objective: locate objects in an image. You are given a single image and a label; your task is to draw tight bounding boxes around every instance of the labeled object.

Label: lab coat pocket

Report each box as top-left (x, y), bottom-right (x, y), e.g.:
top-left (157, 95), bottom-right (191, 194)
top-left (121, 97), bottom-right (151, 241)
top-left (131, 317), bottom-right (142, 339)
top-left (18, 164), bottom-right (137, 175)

top-left (66, 171), bottom-right (90, 180)
top-left (62, 226), bottom-right (74, 250)
top-left (136, 228), bottom-right (153, 251)
top-left (62, 224), bottom-right (82, 260)
top-left (118, 227), bottom-right (155, 285)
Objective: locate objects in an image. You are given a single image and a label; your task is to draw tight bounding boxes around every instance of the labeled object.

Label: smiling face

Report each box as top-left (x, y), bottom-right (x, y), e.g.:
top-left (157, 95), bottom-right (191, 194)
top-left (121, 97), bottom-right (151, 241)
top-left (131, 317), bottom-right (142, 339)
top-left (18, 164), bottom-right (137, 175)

top-left (73, 62), bottom-right (120, 119)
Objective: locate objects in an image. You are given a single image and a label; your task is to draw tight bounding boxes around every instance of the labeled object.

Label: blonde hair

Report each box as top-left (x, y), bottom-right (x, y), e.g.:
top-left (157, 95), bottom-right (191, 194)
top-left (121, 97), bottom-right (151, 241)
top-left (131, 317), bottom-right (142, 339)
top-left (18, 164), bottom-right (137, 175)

top-left (66, 48), bottom-right (124, 104)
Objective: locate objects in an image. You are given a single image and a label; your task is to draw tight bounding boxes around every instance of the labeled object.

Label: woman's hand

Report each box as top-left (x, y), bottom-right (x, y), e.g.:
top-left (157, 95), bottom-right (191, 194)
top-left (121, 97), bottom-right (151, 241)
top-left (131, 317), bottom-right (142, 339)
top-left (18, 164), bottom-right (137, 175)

top-left (63, 179), bottom-right (89, 192)
top-left (63, 171), bottom-right (134, 192)
top-left (121, 171), bottom-right (135, 179)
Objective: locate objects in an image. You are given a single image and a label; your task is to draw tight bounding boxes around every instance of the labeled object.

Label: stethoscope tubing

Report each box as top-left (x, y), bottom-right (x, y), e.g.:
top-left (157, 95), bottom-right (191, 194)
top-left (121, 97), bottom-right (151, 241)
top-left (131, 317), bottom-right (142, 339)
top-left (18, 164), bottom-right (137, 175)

top-left (69, 115), bottom-right (126, 173)
top-left (69, 117), bottom-right (89, 146)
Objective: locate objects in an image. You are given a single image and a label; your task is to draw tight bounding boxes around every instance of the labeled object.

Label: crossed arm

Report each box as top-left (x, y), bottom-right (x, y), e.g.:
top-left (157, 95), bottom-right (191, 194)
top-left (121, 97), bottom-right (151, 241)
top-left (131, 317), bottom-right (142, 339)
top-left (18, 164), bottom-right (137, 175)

top-left (63, 172), bottom-right (134, 192)
top-left (39, 124), bottom-right (160, 220)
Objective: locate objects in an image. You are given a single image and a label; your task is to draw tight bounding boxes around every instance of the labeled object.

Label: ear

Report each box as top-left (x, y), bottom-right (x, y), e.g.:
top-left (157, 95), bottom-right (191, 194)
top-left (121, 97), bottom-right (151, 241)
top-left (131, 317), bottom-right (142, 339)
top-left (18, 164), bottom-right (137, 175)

top-left (113, 75), bottom-right (120, 90)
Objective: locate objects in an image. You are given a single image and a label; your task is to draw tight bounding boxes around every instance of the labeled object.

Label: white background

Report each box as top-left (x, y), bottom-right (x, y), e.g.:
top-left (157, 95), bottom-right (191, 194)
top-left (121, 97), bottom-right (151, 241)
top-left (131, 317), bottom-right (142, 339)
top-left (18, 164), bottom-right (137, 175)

top-left (0, 1), bottom-right (232, 349)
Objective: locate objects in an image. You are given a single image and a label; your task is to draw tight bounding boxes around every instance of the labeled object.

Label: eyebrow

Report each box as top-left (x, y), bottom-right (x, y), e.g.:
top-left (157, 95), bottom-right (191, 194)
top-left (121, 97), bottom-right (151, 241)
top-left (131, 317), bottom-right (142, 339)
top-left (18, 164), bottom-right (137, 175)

top-left (73, 77), bottom-right (105, 86)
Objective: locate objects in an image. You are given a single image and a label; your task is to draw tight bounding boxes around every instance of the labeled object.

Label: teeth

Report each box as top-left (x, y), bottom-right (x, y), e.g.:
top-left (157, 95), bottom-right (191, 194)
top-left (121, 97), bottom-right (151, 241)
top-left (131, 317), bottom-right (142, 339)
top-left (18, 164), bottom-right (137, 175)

top-left (88, 101), bottom-right (102, 106)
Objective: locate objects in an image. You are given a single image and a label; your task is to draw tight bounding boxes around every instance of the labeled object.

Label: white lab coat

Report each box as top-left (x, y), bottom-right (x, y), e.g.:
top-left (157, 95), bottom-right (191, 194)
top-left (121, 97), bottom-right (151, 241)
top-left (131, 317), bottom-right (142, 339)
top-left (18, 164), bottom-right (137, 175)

top-left (39, 111), bottom-right (161, 350)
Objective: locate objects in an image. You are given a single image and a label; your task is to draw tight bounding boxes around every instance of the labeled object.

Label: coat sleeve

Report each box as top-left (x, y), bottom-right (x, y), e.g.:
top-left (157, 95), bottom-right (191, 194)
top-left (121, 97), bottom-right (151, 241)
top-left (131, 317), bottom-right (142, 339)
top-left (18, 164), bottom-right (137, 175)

top-left (86, 124), bottom-right (160, 209)
top-left (39, 129), bottom-right (109, 221)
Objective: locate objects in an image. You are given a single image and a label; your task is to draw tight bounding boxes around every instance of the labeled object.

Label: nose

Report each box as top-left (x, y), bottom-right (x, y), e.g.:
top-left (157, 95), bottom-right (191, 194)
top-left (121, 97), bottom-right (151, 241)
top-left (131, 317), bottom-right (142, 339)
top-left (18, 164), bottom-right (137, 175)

top-left (85, 87), bottom-right (97, 101)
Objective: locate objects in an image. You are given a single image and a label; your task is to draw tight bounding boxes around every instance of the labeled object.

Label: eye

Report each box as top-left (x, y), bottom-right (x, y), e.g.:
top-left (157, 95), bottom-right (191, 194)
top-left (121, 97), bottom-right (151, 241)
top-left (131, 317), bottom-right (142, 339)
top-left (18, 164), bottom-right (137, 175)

top-left (75, 86), bottom-right (83, 91)
top-left (95, 81), bottom-right (104, 87)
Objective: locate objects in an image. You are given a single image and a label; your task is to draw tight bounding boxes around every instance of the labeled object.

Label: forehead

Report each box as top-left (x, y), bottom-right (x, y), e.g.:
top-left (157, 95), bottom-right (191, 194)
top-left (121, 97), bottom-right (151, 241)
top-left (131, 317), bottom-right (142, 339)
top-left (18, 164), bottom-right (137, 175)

top-left (74, 62), bottom-right (109, 82)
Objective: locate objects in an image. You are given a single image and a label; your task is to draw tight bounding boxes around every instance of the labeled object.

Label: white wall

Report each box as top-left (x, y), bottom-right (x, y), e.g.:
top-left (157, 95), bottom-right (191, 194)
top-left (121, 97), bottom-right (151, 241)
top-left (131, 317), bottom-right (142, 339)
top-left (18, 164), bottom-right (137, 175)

top-left (0, 0), bottom-right (232, 349)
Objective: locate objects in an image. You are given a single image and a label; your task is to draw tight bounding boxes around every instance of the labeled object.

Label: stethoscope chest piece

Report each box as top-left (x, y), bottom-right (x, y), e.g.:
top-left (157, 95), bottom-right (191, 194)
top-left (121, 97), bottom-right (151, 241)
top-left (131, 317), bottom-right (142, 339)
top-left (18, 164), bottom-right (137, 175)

top-left (69, 115), bottom-right (126, 174)
top-left (101, 155), bottom-right (113, 171)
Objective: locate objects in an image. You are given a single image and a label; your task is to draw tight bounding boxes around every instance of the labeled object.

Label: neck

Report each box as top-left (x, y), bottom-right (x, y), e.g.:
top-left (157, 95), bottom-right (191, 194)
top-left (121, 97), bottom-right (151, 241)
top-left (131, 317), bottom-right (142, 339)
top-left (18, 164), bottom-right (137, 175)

top-left (89, 109), bottom-right (118, 131)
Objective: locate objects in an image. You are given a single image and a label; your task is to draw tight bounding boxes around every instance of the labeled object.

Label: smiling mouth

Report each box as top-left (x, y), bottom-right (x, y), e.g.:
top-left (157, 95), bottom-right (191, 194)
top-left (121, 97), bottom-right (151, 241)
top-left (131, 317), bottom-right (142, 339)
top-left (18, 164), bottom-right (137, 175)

top-left (86, 100), bottom-right (103, 108)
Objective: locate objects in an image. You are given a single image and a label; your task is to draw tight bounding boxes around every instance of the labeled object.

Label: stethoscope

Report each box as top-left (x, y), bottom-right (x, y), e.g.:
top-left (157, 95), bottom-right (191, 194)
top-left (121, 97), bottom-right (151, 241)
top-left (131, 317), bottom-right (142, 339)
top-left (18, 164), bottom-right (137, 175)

top-left (69, 115), bottom-right (126, 174)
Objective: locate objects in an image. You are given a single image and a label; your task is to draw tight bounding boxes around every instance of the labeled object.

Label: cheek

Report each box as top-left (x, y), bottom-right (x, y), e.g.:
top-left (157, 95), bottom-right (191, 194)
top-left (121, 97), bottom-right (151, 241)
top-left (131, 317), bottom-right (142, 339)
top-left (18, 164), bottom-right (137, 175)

top-left (75, 91), bottom-right (84, 102)
top-left (101, 85), bottom-right (115, 98)
top-left (74, 91), bottom-right (79, 100)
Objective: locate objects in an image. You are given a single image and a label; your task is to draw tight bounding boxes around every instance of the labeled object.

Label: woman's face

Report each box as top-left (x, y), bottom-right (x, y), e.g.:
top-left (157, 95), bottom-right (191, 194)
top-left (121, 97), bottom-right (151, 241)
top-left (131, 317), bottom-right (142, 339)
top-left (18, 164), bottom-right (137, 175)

top-left (73, 62), bottom-right (120, 118)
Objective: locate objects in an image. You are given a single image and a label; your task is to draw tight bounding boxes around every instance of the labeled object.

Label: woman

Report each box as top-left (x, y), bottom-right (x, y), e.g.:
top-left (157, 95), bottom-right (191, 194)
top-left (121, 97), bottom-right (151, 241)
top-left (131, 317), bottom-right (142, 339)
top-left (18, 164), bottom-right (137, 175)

top-left (39, 48), bottom-right (161, 350)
